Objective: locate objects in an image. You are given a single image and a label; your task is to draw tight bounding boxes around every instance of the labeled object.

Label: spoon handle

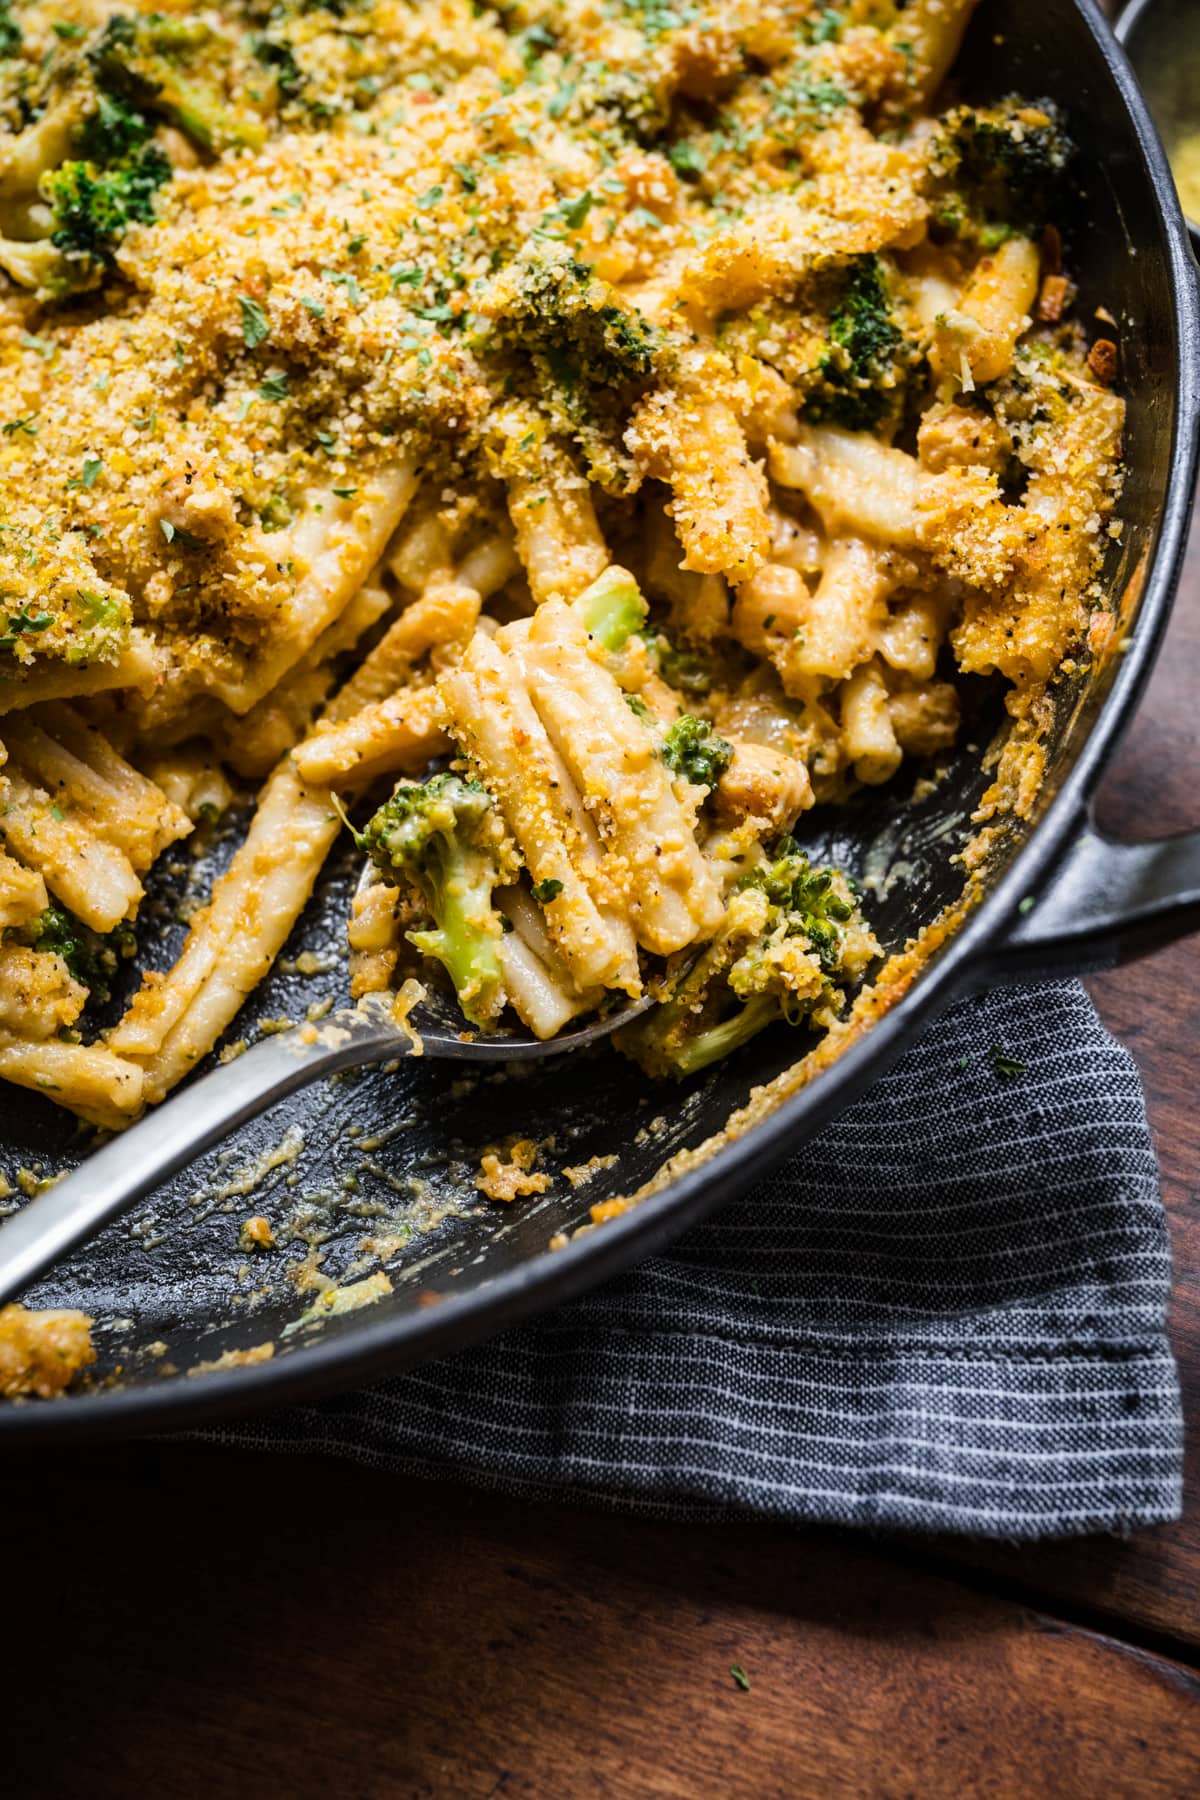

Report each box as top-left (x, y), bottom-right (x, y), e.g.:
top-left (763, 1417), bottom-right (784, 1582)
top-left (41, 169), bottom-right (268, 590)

top-left (0, 1006), bottom-right (414, 1309)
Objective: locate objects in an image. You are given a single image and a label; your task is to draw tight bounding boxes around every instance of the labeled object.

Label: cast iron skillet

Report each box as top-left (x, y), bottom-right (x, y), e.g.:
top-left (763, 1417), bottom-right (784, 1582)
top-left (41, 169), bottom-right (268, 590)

top-left (2, 0), bottom-right (1198, 1442)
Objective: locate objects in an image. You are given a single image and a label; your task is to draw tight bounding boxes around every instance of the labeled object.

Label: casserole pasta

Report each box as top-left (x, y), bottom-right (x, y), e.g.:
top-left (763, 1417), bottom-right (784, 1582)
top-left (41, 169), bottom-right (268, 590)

top-left (0, 0), bottom-right (1123, 1124)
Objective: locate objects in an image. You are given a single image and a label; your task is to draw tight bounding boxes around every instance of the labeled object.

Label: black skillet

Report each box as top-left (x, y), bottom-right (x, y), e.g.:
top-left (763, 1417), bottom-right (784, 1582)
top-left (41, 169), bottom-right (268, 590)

top-left (2, 0), bottom-right (1198, 1442)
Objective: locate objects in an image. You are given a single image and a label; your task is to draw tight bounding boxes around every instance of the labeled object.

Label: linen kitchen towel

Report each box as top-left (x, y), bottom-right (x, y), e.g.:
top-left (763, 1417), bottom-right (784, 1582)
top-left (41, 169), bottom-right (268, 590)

top-left (202, 980), bottom-right (1183, 1538)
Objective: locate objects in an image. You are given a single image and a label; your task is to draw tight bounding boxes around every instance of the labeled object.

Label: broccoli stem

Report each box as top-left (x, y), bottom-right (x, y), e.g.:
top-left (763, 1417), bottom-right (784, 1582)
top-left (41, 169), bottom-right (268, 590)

top-left (657, 995), bottom-right (780, 1077)
top-left (89, 15), bottom-right (264, 156)
top-left (575, 565), bottom-right (647, 651)
top-left (408, 840), bottom-right (505, 1027)
top-left (158, 71), bottom-right (265, 155)
top-left (361, 773), bottom-right (510, 1028)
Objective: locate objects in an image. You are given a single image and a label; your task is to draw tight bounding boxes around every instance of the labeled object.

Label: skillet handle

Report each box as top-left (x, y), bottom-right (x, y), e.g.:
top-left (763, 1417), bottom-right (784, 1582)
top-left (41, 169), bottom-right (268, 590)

top-left (984, 815), bottom-right (1200, 982)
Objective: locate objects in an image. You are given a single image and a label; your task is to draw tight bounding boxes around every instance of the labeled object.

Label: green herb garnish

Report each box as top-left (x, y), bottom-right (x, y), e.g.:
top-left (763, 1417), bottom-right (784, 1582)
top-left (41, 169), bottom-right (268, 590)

top-left (238, 294), bottom-right (271, 349)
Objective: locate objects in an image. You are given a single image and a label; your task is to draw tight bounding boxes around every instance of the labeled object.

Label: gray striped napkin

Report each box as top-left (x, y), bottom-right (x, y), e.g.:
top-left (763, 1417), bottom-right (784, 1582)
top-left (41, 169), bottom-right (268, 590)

top-left (202, 981), bottom-right (1183, 1537)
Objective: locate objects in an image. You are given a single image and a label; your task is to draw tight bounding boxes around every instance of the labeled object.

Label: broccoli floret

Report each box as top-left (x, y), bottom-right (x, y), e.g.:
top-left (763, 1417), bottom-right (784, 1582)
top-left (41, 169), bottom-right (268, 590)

top-left (87, 13), bottom-right (260, 155)
top-left (252, 34), bottom-right (306, 104)
top-left (619, 840), bottom-right (876, 1078)
top-left (659, 715), bottom-right (734, 791)
top-left (260, 0), bottom-right (364, 18)
top-left (20, 905), bottom-right (127, 1003)
top-left (44, 145), bottom-right (171, 273)
top-left (575, 565), bottom-right (648, 652)
top-left (487, 241), bottom-right (658, 383)
top-left (647, 630), bottom-right (737, 699)
top-left (733, 850), bottom-right (862, 980)
top-left (804, 256), bottom-right (913, 433)
top-left (360, 773), bottom-right (512, 1027)
top-left (934, 97), bottom-right (1073, 241)
top-left (78, 88), bottom-right (155, 163)
top-left (480, 240), bottom-right (662, 490)
top-left (0, 1), bottom-right (21, 61)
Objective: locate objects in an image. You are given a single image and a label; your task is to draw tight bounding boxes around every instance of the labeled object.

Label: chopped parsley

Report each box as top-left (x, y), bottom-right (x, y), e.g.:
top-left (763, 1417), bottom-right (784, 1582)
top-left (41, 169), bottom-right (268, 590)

top-left (549, 190), bottom-right (595, 232)
top-left (667, 142), bottom-right (705, 180)
top-left (0, 606), bottom-right (55, 651)
top-left (159, 519), bottom-right (206, 549)
top-left (238, 294), bottom-right (271, 349)
top-left (530, 878), bottom-right (564, 904)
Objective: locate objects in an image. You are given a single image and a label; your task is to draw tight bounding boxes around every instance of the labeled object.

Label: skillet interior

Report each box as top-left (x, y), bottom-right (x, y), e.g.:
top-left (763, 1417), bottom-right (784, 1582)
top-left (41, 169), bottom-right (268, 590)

top-left (0, 0), bottom-right (1190, 1424)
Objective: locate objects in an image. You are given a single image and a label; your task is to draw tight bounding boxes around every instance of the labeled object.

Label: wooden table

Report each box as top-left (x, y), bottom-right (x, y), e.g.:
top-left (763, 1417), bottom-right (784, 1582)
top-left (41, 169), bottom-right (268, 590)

top-left (5, 552), bottom-right (1200, 1795)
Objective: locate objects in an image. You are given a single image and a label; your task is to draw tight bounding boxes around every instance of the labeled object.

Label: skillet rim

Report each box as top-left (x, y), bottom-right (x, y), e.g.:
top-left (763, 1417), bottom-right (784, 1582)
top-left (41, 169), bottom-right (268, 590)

top-left (4, 0), bottom-right (1198, 1443)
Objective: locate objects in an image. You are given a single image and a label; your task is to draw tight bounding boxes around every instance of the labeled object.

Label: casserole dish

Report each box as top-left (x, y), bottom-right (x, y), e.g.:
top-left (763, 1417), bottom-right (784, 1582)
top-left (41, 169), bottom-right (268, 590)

top-left (2, 0), bottom-right (1198, 1441)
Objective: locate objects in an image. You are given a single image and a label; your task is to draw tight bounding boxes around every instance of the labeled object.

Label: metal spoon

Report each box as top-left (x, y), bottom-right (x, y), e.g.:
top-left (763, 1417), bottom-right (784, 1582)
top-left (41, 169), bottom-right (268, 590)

top-left (0, 865), bottom-right (653, 1307)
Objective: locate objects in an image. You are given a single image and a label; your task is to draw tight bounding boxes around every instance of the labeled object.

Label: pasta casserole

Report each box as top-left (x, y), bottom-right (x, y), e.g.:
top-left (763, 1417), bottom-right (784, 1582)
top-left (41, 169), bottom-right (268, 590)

top-left (0, 0), bottom-right (1124, 1133)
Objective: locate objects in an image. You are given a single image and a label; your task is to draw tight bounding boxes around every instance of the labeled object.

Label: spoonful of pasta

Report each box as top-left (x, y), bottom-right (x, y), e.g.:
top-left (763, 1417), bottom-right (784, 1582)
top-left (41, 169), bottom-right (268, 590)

top-left (0, 868), bottom-right (658, 1310)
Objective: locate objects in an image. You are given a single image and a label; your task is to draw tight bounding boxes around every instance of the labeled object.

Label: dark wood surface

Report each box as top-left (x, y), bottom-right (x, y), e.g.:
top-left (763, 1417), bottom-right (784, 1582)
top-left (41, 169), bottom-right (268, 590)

top-left (4, 476), bottom-right (1199, 1791)
top-left (3, 1456), bottom-right (1199, 1800)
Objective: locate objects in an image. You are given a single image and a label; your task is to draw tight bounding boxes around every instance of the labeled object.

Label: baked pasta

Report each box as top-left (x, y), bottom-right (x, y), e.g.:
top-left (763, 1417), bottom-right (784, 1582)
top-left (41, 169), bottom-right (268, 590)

top-left (0, 0), bottom-right (1124, 1118)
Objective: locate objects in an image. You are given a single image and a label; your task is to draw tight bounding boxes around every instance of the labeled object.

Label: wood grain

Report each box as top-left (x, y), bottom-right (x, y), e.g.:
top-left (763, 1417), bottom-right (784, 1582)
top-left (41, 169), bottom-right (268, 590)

top-left (2, 1450), bottom-right (1197, 1800)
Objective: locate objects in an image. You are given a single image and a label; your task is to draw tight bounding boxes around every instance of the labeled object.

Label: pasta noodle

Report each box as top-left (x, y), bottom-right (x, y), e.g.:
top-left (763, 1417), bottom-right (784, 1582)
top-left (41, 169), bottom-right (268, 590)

top-left (440, 629), bottom-right (640, 994)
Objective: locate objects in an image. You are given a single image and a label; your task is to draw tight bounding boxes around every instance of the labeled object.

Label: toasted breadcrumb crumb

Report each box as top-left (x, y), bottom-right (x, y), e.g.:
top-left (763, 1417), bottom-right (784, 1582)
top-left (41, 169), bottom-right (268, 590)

top-left (477, 1136), bottom-right (552, 1202)
top-left (0, 1302), bottom-right (94, 1398)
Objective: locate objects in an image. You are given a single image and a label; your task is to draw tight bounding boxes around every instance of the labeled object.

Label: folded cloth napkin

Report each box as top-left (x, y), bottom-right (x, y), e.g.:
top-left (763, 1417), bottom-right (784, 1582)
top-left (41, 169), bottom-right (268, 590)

top-left (202, 980), bottom-right (1183, 1538)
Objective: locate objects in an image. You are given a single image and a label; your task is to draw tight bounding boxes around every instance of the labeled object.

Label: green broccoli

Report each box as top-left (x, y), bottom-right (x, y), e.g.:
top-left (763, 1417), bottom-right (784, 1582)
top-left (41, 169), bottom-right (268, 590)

top-left (78, 88), bottom-right (156, 164)
top-left (480, 240), bottom-right (662, 490)
top-left (487, 241), bottom-right (658, 382)
top-left (252, 34), bottom-right (306, 105)
top-left (359, 773), bottom-right (513, 1027)
top-left (933, 97), bottom-right (1073, 242)
top-left (20, 905), bottom-right (126, 1003)
top-left (87, 13), bottom-right (261, 155)
top-left (659, 715), bottom-right (734, 791)
top-left (575, 565), bottom-right (648, 652)
top-left (619, 839), bottom-right (876, 1078)
top-left (803, 256), bottom-right (913, 433)
top-left (647, 630), bottom-right (732, 699)
top-left (0, 18), bottom-right (200, 297)
top-left (0, 1), bottom-right (21, 61)
top-left (259, 0), bottom-right (365, 18)
top-left (44, 146), bottom-right (171, 273)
